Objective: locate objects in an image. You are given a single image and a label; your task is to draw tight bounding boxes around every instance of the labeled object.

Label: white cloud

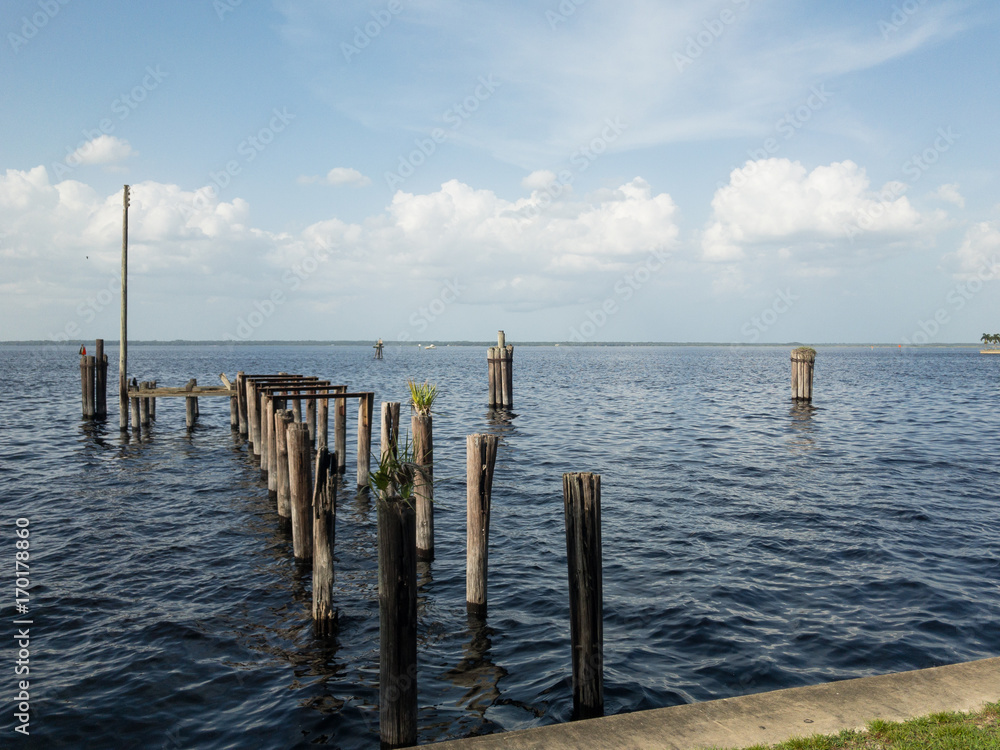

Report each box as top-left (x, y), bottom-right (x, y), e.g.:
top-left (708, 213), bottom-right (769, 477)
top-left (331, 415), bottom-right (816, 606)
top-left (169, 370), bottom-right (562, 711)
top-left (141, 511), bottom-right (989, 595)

top-left (521, 169), bottom-right (557, 191)
top-left (948, 222), bottom-right (1000, 280)
top-left (298, 167), bottom-right (371, 187)
top-left (702, 158), bottom-right (941, 262)
top-left (934, 182), bottom-right (965, 208)
top-left (0, 166), bottom-right (680, 338)
top-left (68, 135), bottom-right (136, 166)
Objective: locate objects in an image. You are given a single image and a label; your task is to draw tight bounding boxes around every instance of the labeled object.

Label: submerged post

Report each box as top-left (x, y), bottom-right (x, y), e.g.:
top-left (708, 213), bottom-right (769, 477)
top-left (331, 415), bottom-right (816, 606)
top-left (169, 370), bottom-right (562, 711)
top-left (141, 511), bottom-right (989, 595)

top-left (563, 472), bottom-right (603, 720)
top-left (791, 347), bottom-right (816, 401)
top-left (466, 433), bottom-right (498, 617)
top-left (119, 185), bottom-right (129, 432)
top-left (413, 412), bottom-right (434, 561)
top-left (377, 495), bottom-right (417, 748)
top-left (312, 447), bottom-right (337, 635)
top-left (287, 422), bottom-right (313, 560)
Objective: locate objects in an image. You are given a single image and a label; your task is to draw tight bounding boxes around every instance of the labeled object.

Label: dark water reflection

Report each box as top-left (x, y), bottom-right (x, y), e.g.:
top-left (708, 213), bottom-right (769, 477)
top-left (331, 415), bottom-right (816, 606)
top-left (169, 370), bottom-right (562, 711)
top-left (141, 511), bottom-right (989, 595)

top-left (2, 344), bottom-right (998, 749)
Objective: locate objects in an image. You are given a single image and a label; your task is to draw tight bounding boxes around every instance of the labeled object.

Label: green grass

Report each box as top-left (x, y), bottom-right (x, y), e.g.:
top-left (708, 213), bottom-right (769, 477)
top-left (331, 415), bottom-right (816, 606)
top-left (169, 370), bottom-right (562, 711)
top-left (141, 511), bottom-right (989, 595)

top-left (727, 701), bottom-right (1000, 749)
top-left (407, 379), bottom-right (438, 415)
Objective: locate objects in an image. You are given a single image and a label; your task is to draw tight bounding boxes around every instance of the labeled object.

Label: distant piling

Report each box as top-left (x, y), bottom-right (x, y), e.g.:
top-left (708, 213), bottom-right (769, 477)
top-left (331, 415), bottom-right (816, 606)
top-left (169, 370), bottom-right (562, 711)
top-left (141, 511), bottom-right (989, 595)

top-left (357, 393), bottom-right (373, 489)
top-left (95, 339), bottom-right (107, 418)
top-left (80, 355), bottom-right (96, 418)
top-left (563, 472), bottom-right (603, 720)
top-left (317, 396), bottom-right (329, 453)
top-left (275, 409), bottom-right (293, 519)
top-left (488, 331), bottom-right (513, 408)
top-left (791, 347), bottom-right (816, 402)
top-left (334, 385), bottom-right (347, 474)
top-left (466, 433), bottom-right (498, 617)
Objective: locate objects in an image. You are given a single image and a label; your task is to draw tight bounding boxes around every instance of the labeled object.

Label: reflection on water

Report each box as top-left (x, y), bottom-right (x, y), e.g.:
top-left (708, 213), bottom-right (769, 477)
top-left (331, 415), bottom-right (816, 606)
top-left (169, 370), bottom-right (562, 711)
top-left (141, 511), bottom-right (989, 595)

top-left (442, 614), bottom-right (508, 734)
top-left (787, 402), bottom-right (817, 453)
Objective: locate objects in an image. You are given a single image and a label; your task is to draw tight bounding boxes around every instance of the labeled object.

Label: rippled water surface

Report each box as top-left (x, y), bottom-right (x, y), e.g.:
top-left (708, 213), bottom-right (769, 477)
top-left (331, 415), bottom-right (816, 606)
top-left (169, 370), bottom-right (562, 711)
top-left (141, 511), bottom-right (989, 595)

top-left (3, 344), bottom-right (999, 748)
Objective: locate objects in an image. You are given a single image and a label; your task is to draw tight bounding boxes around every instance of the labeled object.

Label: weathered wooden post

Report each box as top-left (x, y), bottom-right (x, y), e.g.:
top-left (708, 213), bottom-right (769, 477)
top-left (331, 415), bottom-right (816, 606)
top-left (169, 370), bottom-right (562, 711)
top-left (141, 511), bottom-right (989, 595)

top-left (287, 422), bottom-right (313, 560)
top-left (185, 379), bottom-right (198, 430)
top-left (413, 412), bottom-right (434, 561)
top-left (247, 380), bottom-right (260, 453)
top-left (119, 185), bottom-right (129, 432)
top-left (130, 388), bottom-right (141, 435)
top-left (236, 372), bottom-right (248, 436)
top-left (317, 396), bottom-right (329, 452)
top-left (357, 393), bottom-right (373, 489)
top-left (275, 409), bottom-right (293, 519)
top-left (95, 339), bottom-right (107, 418)
top-left (563, 472), bottom-right (603, 720)
top-left (259, 391), bottom-right (271, 477)
top-left (466, 434), bottom-right (498, 617)
top-left (313, 447), bottom-right (337, 635)
top-left (80, 355), bottom-right (95, 418)
top-left (266, 395), bottom-right (278, 495)
top-left (149, 379), bottom-right (156, 420)
top-left (334, 385), bottom-right (347, 474)
top-left (307, 398), bottom-right (317, 447)
top-left (487, 347), bottom-right (497, 407)
top-left (791, 347), bottom-right (816, 402)
top-left (380, 402), bottom-right (400, 464)
top-left (377, 495), bottom-right (418, 748)
top-left (139, 382), bottom-right (150, 429)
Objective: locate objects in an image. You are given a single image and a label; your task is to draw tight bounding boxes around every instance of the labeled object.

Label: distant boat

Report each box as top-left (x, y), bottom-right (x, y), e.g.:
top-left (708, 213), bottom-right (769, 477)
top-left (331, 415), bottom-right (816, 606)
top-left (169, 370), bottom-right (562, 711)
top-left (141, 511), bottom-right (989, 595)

top-left (424, 344), bottom-right (436, 349)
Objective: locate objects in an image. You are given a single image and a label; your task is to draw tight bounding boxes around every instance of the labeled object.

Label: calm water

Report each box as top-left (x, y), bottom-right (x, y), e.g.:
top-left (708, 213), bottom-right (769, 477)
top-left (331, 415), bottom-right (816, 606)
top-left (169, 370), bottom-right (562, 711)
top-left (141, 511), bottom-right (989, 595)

top-left (2, 344), bottom-right (999, 749)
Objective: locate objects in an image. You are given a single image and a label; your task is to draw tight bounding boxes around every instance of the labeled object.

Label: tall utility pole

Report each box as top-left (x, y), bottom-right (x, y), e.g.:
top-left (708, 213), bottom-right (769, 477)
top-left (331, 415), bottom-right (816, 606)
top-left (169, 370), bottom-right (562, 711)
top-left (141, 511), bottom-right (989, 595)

top-left (119, 185), bottom-right (130, 431)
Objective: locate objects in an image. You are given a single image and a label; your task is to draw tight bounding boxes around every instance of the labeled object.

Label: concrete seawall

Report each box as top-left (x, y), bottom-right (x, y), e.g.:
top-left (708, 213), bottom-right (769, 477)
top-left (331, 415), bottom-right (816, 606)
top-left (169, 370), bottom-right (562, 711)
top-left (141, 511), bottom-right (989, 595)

top-left (429, 656), bottom-right (1000, 749)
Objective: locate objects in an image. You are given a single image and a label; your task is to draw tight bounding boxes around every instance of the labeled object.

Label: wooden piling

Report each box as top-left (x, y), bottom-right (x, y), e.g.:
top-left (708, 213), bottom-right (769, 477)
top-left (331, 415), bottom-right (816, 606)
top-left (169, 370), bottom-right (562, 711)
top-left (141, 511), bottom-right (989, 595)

top-left (119, 185), bottom-right (129, 432)
top-left (185, 378), bottom-right (198, 430)
top-left (229, 392), bottom-right (239, 431)
top-left (307, 398), bottom-right (317, 447)
top-left (266, 395), bottom-right (277, 495)
top-left (312, 447), bottom-right (337, 635)
top-left (380, 402), bottom-right (400, 464)
top-left (562, 471), bottom-right (603, 720)
top-left (377, 495), bottom-right (418, 749)
top-left (149, 379), bottom-right (156, 420)
top-left (139, 382), bottom-right (150, 428)
top-left (487, 347), bottom-right (497, 407)
top-left (236, 372), bottom-right (248, 436)
top-left (334, 385), bottom-right (347, 474)
top-left (466, 433), bottom-right (498, 616)
top-left (130, 393), bottom-right (141, 435)
top-left (317, 396), bottom-right (329, 453)
top-left (80, 355), bottom-right (96, 418)
top-left (357, 393), bottom-right (373, 488)
top-left (247, 380), bottom-right (260, 453)
top-left (95, 340), bottom-right (107, 418)
top-left (287, 422), bottom-right (313, 560)
top-left (259, 392), bottom-right (271, 477)
top-left (275, 409), bottom-right (293, 519)
top-left (791, 347), bottom-right (816, 401)
top-left (413, 413), bottom-right (434, 561)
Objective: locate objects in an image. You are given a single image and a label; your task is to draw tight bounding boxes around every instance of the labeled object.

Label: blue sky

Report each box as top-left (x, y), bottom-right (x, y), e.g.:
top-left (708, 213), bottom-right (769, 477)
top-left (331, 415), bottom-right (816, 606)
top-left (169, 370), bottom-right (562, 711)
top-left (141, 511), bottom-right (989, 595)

top-left (2, 0), bottom-right (999, 343)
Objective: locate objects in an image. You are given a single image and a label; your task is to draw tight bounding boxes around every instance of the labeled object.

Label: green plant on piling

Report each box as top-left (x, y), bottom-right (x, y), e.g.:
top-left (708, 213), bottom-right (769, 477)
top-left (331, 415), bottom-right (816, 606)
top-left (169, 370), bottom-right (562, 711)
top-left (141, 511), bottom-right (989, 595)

top-left (407, 380), bottom-right (438, 415)
top-left (368, 433), bottom-right (425, 506)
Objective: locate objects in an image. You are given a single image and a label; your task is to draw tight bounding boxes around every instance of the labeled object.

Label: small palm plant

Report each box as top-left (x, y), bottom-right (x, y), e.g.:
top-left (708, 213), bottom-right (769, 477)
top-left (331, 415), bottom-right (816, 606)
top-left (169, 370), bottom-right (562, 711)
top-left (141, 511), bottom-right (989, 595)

top-left (369, 432), bottom-right (424, 505)
top-left (407, 380), bottom-right (438, 415)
